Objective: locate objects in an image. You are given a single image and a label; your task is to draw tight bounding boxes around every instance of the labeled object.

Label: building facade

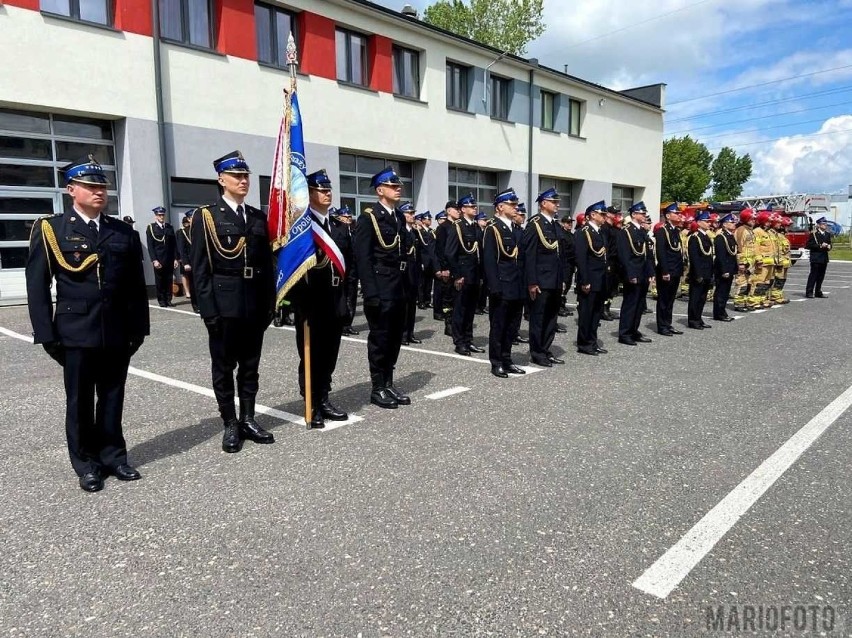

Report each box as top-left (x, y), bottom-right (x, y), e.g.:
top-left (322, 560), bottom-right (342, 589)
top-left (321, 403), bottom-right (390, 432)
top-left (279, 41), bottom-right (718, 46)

top-left (0, 0), bottom-right (665, 300)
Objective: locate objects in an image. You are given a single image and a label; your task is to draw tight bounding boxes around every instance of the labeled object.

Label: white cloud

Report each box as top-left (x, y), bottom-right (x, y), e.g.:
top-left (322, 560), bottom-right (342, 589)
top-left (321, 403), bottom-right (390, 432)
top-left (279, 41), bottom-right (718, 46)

top-left (744, 115), bottom-right (852, 194)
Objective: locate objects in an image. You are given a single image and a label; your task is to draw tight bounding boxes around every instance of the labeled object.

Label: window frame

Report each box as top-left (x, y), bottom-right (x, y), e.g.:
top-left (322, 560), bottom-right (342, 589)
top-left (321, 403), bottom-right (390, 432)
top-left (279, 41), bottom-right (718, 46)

top-left (254, 4), bottom-right (298, 69)
top-left (569, 98), bottom-right (583, 137)
top-left (538, 176), bottom-right (573, 216)
top-left (392, 45), bottom-right (421, 99)
top-left (446, 61), bottom-right (471, 111)
top-left (41, 0), bottom-right (112, 27)
top-left (159, 0), bottom-right (215, 50)
top-left (339, 152), bottom-right (414, 219)
top-left (541, 90), bottom-right (557, 131)
top-left (612, 185), bottom-right (635, 213)
top-left (448, 166), bottom-right (499, 216)
top-left (489, 74), bottom-right (511, 121)
top-left (336, 28), bottom-right (369, 87)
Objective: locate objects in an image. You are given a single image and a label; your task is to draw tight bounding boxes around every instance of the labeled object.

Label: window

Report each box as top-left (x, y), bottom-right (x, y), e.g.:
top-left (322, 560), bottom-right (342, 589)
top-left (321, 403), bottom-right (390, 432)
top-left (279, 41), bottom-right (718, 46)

top-left (538, 177), bottom-right (573, 216)
top-left (171, 178), bottom-right (220, 207)
top-left (159, 0), bottom-right (213, 49)
top-left (541, 91), bottom-right (557, 131)
top-left (446, 62), bottom-right (470, 111)
top-left (255, 4), bottom-right (297, 68)
top-left (393, 46), bottom-right (420, 99)
top-left (339, 152), bottom-right (414, 217)
top-left (41, 0), bottom-right (110, 25)
top-left (612, 185), bottom-right (635, 213)
top-left (569, 99), bottom-right (583, 136)
top-left (489, 75), bottom-right (511, 121)
top-left (336, 29), bottom-right (368, 86)
top-left (448, 167), bottom-right (499, 216)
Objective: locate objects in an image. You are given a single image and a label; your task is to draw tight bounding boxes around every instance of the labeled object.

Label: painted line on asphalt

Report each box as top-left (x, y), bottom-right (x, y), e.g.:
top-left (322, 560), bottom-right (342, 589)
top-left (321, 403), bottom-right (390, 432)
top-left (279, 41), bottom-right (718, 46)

top-left (633, 382), bottom-right (852, 599)
top-left (425, 386), bottom-right (469, 400)
top-left (783, 283), bottom-right (848, 289)
top-left (0, 324), bottom-right (362, 429)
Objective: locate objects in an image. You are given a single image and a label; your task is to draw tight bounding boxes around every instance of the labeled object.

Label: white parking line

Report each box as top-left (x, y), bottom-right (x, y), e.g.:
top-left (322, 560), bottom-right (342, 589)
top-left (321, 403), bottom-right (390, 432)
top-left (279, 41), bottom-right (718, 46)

top-left (425, 386), bottom-right (469, 400)
top-left (633, 382), bottom-right (852, 599)
top-left (783, 283), bottom-right (848, 289)
top-left (0, 324), bottom-right (362, 429)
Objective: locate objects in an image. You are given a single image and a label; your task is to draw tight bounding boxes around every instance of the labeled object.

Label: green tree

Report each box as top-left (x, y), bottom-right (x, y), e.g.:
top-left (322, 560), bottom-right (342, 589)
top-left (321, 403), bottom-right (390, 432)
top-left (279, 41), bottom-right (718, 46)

top-left (661, 136), bottom-right (713, 203)
top-left (710, 147), bottom-right (752, 201)
top-left (423, 0), bottom-right (545, 56)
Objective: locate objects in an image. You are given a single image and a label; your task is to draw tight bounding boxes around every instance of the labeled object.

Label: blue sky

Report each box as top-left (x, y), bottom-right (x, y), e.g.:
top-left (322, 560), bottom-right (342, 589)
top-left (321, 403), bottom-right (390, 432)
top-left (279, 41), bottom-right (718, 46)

top-left (374, 0), bottom-right (852, 196)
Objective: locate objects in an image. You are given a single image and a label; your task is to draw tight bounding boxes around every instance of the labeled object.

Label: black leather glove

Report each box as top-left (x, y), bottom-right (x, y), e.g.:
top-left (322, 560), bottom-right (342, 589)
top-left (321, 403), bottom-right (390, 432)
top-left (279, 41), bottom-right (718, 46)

top-left (364, 297), bottom-right (380, 308)
top-left (42, 342), bottom-right (65, 366)
top-left (204, 316), bottom-right (223, 336)
top-left (128, 338), bottom-right (144, 357)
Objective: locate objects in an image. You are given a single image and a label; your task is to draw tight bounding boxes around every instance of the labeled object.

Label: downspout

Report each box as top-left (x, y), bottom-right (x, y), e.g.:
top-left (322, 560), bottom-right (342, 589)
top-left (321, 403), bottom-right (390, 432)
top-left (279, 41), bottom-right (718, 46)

top-left (151, 0), bottom-right (172, 215)
top-left (527, 64), bottom-right (535, 207)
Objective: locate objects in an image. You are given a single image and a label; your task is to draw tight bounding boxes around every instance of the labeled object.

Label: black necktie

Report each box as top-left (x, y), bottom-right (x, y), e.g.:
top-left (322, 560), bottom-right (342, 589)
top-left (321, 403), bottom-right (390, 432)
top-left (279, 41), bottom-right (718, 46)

top-left (88, 220), bottom-right (98, 237)
top-left (236, 204), bottom-right (245, 223)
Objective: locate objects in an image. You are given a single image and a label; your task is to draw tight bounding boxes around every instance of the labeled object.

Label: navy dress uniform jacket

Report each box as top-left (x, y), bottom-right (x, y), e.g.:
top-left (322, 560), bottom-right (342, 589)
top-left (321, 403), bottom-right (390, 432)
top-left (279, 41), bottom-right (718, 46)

top-left (26, 212), bottom-right (150, 347)
top-left (617, 223), bottom-right (648, 282)
top-left (713, 230), bottom-right (738, 277)
top-left (176, 225), bottom-right (192, 265)
top-left (354, 204), bottom-right (408, 302)
top-left (189, 198), bottom-right (275, 321)
top-left (688, 232), bottom-right (715, 282)
top-left (654, 223), bottom-right (684, 277)
top-left (445, 218), bottom-right (480, 282)
top-left (146, 222), bottom-right (177, 264)
top-left (523, 214), bottom-right (563, 290)
top-left (483, 219), bottom-right (524, 301)
top-left (806, 229), bottom-right (832, 264)
top-left (574, 224), bottom-right (607, 292)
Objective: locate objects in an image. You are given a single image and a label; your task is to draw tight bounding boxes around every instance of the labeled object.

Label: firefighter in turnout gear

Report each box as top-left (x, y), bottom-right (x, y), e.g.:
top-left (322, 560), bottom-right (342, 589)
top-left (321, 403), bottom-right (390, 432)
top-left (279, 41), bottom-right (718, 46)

top-left (752, 210), bottom-right (776, 308)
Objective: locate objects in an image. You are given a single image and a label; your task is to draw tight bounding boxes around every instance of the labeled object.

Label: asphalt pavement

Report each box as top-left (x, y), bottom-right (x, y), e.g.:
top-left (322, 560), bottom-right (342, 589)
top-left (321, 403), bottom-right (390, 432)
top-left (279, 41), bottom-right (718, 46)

top-left (0, 261), bottom-right (850, 637)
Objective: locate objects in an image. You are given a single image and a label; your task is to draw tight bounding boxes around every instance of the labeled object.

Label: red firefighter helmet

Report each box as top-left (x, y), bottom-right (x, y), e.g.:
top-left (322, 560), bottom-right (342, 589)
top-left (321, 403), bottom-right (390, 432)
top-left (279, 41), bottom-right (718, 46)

top-left (739, 208), bottom-right (754, 223)
top-left (576, 212), bottom-right (585, 225)
top-left (756, 211), bottom-right (772, 226)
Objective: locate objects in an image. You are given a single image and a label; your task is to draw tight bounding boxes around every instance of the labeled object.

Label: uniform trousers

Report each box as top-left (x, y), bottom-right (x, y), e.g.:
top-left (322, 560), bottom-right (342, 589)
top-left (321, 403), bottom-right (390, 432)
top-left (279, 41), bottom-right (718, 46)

top-left (806, 262), bottom-right (828, 295)
top-left (295, 310), bottom-right (343, 404)
top-left (403, 288), bottom-right (418, 338)
top-left (181, 267), bottom-right (195, 306)
top-left (713, 274), bottom-right (733, 318)
top-left (63, 347), bottom-right (131, 476)
top-left (488, 294), bottom-right (523, 367)
top-left (206, 317), bottom-right (266, 419)
top-left (655, 274), bottom-right (681, 332)
top-left (419, 266), bottom-right (434, 306)
top-left (576, 289), bottom-right (605, 350)
top-left (687, 279), bottom-right (711, 323)
top-left (364, 298), bottom-right (406, 375)
top-left (618, 280), bottom-right (647, 339)
top-left (451, 281), bottom-right (479, 348)
top-left (528, 288), bottom-right (560, 359)
top-left (153, 264), bottom-right (174, 304)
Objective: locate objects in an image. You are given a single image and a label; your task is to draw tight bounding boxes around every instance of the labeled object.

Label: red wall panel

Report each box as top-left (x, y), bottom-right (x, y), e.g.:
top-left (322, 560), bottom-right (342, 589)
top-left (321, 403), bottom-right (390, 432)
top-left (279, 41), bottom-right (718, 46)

top-left (368, 34), bottom-right (392, 93)
top-left (5, 0), bottom-right (40, 11)
top-left (299, 11), bottom-right (336, 80)
top-left (113, 0), bottom-right (152, 36)
top-left (216, 0), bottom-right (257, 60)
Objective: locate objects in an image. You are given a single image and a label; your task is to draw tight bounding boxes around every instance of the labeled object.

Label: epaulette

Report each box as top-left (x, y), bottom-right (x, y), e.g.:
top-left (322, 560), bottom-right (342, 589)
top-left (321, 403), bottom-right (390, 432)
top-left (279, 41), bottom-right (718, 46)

top-left (363, 207), bottom-right (374, 215)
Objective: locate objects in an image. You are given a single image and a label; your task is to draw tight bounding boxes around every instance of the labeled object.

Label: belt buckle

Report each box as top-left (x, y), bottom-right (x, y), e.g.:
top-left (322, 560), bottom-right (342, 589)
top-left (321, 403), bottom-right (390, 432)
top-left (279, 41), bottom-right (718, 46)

top-left (243, 267), bottom-right (254, 279)
top-left (400, 262), bottom-right (407, 271)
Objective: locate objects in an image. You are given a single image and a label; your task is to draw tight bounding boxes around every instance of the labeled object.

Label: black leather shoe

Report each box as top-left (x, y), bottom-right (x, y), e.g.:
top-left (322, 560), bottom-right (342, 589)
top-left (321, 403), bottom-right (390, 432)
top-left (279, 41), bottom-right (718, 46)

top-left (558, 308), bottom-right (570, 317)
top-left (475, 308), bottom-right (486, 315)
top-left (342, 326), bottom-right (359, 336)
top-left (531, 357), bottom-right (553, 367)
top-left (577, 348), bottom-right (598, 356)
top-left (491, 365), bottom-right (509, 378)
top-left (618, 338), bottom-right (638, 346)
top-left (79, 471), bottom-right (104, 492)
top-left (815, 292), bottom-right (825, 298)
top-left (670, 328), bottom-right (684, 335)
top-left (687, 322), bottom-right (704, 330)
top-left (166, 301), bottom-right (176, 307)
top-left (468, 344), bottom-right (485, 353)
top-left (506, 364), bottom-right (526, 374)
top-left (385, 374), bottom-right (411, 405)
top-left (714, 316), bottom-right (734, 322)
top-left (113, 464), bottom-right (141, 481)
top-left (658, 330), bottom-right (673, 336)
top-left (222, 419), bottom-right (243, 453)
top-left (643, 308), bottom-right (653, 314)
top-left (515, 335), bottom-right (529, 344)
top-left (401, 339), bottom-right (409, 346)
top-left (601, 311), bottom-right (614, 321)
top-left (408, 336), bottom-right (423, 344)
top-left (556, 325), bottom-right (567, 333)
top-left (238, 399), bottom-right (275, 444)
top-left (308, 409), bottom-right (325, 430)
top-left (370, 373), bottom-right (398, 409)
top-left (319, 399), bottom-right (348, 421)
top-left (192, 305), bottom-right (200, 314)
top-left (547, 356), bottom-right (565, 364)
top-left (595, 347), bottom-right (608, 354)
top-left (634, 336), bottom-right (653, 343)
top-left (433, 312), bottom-right (446, 321)
top-left (444, 325), bottom-right (453, 337)
top-left (455, 346), bottom-right (471, 356)
top-left (282, 314), bottom-right (295, 326)
top-left (700, 322), bottom-right (712, 329)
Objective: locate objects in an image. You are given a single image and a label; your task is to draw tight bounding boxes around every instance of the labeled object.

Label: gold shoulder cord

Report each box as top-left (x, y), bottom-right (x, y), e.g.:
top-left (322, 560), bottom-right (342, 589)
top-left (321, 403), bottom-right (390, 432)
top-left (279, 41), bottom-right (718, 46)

top-left (533, 217), bottom-right (559, 252)
top-left (721, 231), bottom-right (737, 256)
top-left (148, 223), bottom-right (165, 243)
top-left (584, 226), bottom-right (605, 257)
top-left (623, 226), bottom-right (646, 257)
top-left (363, 208), bottom-right (400, 251)
top-left (490, 223), bottom-right (518, 259)
top-left (691, 232), bottom-right (714, 257)
top-left (201, 207), bottom-right (245, 259)
top-left (40, 219), bottom-right (99, 273)
top-left (181, 227), bottom-right (192, 245)
top-left (454, 220), bottom-right (479, 255)
top-left (662, 225), bottom-right (681, 251)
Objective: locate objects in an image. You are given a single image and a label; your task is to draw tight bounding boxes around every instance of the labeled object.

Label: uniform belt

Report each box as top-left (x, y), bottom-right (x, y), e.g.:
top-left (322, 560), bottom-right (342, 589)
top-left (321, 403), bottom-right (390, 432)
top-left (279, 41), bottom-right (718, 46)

top-left (214, 267), bottom-right (263, 277)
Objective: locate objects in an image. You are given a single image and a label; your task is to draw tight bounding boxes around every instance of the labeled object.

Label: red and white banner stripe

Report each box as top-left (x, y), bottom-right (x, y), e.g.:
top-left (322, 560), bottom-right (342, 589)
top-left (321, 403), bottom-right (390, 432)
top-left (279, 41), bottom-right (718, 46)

top-left (311, 220), bottom-right (346, 276)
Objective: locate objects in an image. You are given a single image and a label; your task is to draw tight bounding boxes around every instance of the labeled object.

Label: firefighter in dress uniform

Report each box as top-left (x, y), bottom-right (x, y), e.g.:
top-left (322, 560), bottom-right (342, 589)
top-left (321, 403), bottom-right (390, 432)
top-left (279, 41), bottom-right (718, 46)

top-left (805, 216), bottom-right (832, 298)
top-left (445, 193), bottom-right (483, 356)
top-left (146, 205), bottom-right (178, 307)
top-left (335, 205), bottom-right (360, 336)
top-left (26, 156), bottom-right (150, 492)
top-left (415, 211), bottom-right (436, 310)
top-left (558, 214), bottom-right (576, 317)
top-left (353, 166), bottom-right (413, 409)
top-left (176, 210), bottom-right (199, 313)
top-left (189, 151), bottom-right (276, 453)
top-left (712, 213), bottom-right (738, 321)
top-left (399, 202), bottom-right (422, 346)
top-left (654, 202), bottom-right (685, 336)
top-left (574, 201), bottom-right (608, 356)
top-left (615, 201), bottom-right (653, 346)
top-left (432, 209), bottom-right (451, 319)
top-left (686, 211), bottom-right (715, 329)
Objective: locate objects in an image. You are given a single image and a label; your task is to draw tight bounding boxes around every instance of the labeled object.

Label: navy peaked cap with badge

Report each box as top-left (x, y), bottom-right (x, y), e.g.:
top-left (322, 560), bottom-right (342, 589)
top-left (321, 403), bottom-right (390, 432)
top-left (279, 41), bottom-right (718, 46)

top-left (662, 202), bottom-right (680, 215)
top-left (536, 187), bottom-right (559, 203)
top-left (457, 193), bottom-right (477, 207)
top-left (695, 211), bottom-right (711, 222)
top-left (370, 166), bottom-right (402, 188)
top-left (415, 210), bottom-right (432, 220)
top-left (517, 203), bottom-right (527, 215)
top-left (605, 205), bottom-right (620, 214)
top-left (338, 205), bottom-right (353, 217)
top-left (585, 200), bottom-right (607, 214)
top-left (475, 211), bottom-right (487, 221)
top-left (399, 202), bottom-right (416, 213)
top-left (307, 169), bottom-right (333, 190)
top-left (816, 216), bottom-right (828, 224)
top-left (444, 200), bottom-right (457, 210)
top-left (213, 150), bottom-right (250, 174)
top-left (435, 210), bottom-right (448, 220)
top-left (720, 213), bottom-right (736, 224)
top-left (628, 201), bottom-right (648, 214)
top-left (152, 206), bottom-right (166, 214)
top-left (494, 188), bottom-right (519, 205)
top-left (62, 156), bottom-right (111, 186)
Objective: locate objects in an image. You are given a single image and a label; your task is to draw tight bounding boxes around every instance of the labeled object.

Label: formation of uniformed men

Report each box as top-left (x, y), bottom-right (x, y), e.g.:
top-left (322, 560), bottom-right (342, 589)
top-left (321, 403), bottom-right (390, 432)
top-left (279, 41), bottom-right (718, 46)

top-left (26, 150), bottom-right (835, 492)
